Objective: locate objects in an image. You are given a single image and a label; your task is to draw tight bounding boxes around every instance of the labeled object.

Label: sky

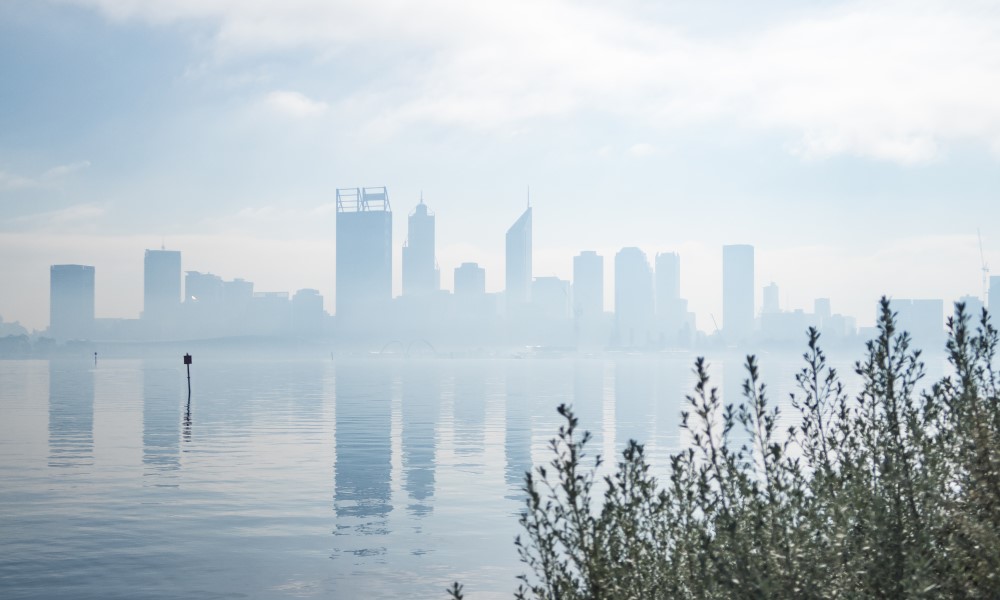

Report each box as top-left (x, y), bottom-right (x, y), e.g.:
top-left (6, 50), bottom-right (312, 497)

top-left (2, 0), bottom-right (1000, 332)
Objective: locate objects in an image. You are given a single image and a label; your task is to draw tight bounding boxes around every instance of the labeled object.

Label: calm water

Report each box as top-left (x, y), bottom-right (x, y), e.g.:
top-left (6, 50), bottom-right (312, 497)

top-left (0, 352), bottom-right (926, 599)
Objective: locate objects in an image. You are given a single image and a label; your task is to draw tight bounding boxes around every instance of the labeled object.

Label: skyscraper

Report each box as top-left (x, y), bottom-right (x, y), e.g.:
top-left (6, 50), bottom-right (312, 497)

top-left (505, 206), bottom-right (532, 308)
top-left (50, 264), bottom-right (95, 341)
top-left (336, 187), bottom-right (392, 323)
top-left (615, 247), bottom-right (654, 347)
top-left (762, 282), bottom-right (780, 314)
top-left (655, 252), bottom-right (680, 312)
top-left (989, 275), bottom-right (1000, 316)
top-left (402, 198), bottom-right (437, 297)
top-left (454, 262), bottom-right (486, 297)
top-left (723, 244), bottom-right (754, 343)
top-left (143, 249), bottom-right (181, 324)
top-left (573, 250), bottom-right (603, 319)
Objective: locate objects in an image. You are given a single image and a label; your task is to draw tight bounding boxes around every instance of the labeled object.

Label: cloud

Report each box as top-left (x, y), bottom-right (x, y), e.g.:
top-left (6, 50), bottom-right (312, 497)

top-left (43, 160), bottom-right (92, 179)
top-left (2, 203), bottom-right (108, 231)
top-left (0, 160), bottom-right (91, 190)
top-left (264, 90), bottom-right (328, 118)
top-left (60, 0), bottom-right (1000, 164)
top-left (628, 143), bottom-right (657, 158)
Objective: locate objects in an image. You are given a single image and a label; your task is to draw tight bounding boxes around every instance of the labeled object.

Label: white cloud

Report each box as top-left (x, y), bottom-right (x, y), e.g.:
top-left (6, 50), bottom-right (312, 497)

top-left (43, 160), bottom-right (92, 179)
top-left (57, 0), bottom-right (1000, 163)
top-left (264, 90), bottom-right (328, 118)
top-left (628, 143), bottom-right (657, 158)
top-left (3, 203), bottom-right (108, 231)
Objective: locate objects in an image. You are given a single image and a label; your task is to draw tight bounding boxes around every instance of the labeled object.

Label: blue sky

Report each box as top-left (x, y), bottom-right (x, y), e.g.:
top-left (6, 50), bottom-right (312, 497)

top-left (2, 0), bottom-right (999, 331)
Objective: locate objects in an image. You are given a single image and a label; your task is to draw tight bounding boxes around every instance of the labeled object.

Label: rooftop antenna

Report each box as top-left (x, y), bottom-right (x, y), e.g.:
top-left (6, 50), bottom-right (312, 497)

top-left (527, 184), bottom-right (530, 209)
top-left (420, 190), bottom-right (424, 204)
top-left (979, 229), bottom-right (990, 304)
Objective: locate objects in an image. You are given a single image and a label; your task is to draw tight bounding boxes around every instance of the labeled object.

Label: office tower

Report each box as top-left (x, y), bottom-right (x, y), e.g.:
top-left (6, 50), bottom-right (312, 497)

top-left (49, 264), bottom-right (95, 341)
top-left (292, 289), bottom-right (325, 335)
top-left (958, 294), bottom-right (984, 321)
top-left (143, 249), bottom-right (181, 323)
top-left (723, 244), bottom-right (755, 343)
top-left (402, 198), bottom-right (438, 297)
top-left (990, 275), bottom-right (1000, 316)
top-left (573, 251), bottom-right (603, 319)
top-left (655, 252), bottom-right (680, 312)
top-left (184, 271), bottom-right (224, 305)
top-left (336, 187), bottom-right (392, 322)
top-left (888, 299), bottom-right (944, 350)
top-left (762, 282), bottom-right (780, 314)
top-left (505, 206), bottom-right (532, 308)
top-left (814, 298), bottom-right (832, 321)
top-left (454, 262), bottom-right (486, 297)
top-left (615, 247), bottom-right (654, 347)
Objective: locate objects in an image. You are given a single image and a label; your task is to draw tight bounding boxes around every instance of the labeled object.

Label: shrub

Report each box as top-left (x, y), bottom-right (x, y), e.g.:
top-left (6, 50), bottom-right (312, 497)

top-left (450, 297), bottom-right (1000, 599)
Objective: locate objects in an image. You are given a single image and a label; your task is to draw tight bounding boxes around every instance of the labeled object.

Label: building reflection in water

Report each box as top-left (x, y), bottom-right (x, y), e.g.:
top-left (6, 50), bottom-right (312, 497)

top-left (334, 360), bottom-right (393, 553)
top-left (400, 361), bottom-right (439, 517)
top-left (504, 361), bottom-right (532, 497)
top-left (572, 359), bottom-right (605, 461)
top-left (453, 362), bottom-right (487, 457)
top-left (614, 359), bottom-right (655, 457)
top-left (142, 362), bottom-right (181, 473)
top-left (48, 359), bottom-right (94, 468)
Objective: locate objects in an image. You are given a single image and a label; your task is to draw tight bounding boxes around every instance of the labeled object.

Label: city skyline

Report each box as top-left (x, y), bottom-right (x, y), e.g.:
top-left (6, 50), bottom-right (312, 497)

top-left (3, 1), bottom-right (1000, 332)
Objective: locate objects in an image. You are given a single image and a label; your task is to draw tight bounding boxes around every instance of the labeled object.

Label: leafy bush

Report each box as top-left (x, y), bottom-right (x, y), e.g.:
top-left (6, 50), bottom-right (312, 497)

top-left (450, 298), bottom-right (1000, 599)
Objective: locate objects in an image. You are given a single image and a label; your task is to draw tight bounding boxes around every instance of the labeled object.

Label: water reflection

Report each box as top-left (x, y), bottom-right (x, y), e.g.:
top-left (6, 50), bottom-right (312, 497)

top-left (401, 362), bottom-right (439, 516)
top-left (334, 360), bottom-right (393, 555)
top-left (48, 360), bottom-right (94, 468)
top-left (504, 362), bottom-right (532, 496)
top-left (142, 363), bottom-right (181, 473)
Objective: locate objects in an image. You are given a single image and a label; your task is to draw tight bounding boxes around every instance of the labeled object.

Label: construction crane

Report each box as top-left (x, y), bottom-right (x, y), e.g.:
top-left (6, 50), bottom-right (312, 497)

top-left (979, 229), bottom-right (990, 306)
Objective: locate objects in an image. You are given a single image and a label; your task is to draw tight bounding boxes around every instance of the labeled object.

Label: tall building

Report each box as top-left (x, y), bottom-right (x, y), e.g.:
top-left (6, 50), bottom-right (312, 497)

top-left (615, 247), bottom-right (654, 347)
top-left (143, 249), bottom-right (181, 324)
top-left (655, 252), bottom-right (680, 312)
top-left (888, 299), bottom-right (945, 351)
top-left (454, 262), bottom-right (486, 297)
top-left (989, 275), bottom-right (1000, 317)
top-left (573, 251), bottom-right (603, 319)
top-left (723, 244), bottom-right (755, 343)
top-left (50, 264), bottom-right (95, 341)
top-left (336, 187), bottom-right (393, 323)
top-left (505, 206), bottom-right (532, 308)
top-left (762, 282), bottom-right (780, 314)
top-left (655, 252), bottom-right (690, 346)
top-left (402, 198), bottom-right (438, 297)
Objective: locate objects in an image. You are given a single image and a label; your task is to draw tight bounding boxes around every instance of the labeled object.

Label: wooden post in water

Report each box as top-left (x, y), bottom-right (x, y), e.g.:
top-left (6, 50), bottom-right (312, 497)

top-left (183, 353), bottom-right (192, 399)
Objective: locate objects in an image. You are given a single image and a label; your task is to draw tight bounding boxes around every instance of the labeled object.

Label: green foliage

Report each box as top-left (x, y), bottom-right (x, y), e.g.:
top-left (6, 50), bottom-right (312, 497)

top-left (451, 297), bottom-right (1000, 598)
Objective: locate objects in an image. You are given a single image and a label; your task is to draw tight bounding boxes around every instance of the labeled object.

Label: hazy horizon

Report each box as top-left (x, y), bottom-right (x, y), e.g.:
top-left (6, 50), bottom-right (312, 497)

top-left (3, 0), bottom-right (1000, 331)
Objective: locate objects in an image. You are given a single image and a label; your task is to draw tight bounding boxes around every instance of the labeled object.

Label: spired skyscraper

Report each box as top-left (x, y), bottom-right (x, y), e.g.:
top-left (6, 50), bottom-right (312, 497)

top-left (336, 187), bottom-right (393, 325)
top-left (50, 264), bottom-right (95, 341)
top-left (402, 197), bottom-right (438, 297)
top-left (143, 249), bottom-right (182, 327)
top-left (505, 206), bottom-right (532, 309)
top-left (722, 244), bottom-right (755, 344)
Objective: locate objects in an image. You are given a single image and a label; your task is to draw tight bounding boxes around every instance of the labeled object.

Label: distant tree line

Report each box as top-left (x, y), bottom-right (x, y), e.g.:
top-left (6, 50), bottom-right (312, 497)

top-left (449, 298), bottom-right (1000, 599)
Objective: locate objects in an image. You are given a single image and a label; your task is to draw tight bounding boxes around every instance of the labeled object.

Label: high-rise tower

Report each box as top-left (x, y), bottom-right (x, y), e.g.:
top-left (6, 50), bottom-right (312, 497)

top-left (723, 244), bottom-right (755, 343)
top-left (573, 251), bottom-right (603, 319)
top-left (336, 187), bottom-right (393, 323)
top-left (50, 264), bottom-right (95, 341)
top-left (402, 197), bottom-right (437, 297)
top-left (143, 249), bottom-right (181, 324)
top-left (615, 247), bottom-right (654, 347)
top-left (505, 206), bottom-right (532, 308)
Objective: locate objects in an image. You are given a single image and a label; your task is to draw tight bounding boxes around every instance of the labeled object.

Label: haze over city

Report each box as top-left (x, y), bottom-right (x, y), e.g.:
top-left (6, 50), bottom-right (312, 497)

top-left (3, 0), bottom-right (1000, 334)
